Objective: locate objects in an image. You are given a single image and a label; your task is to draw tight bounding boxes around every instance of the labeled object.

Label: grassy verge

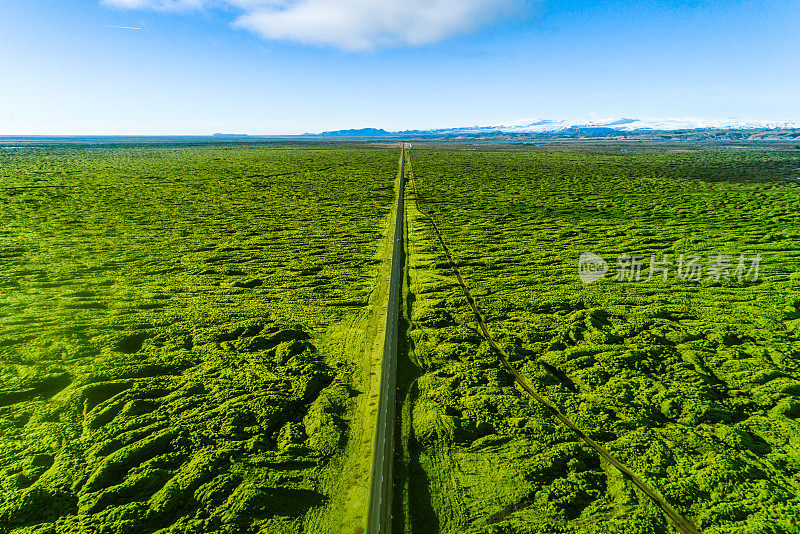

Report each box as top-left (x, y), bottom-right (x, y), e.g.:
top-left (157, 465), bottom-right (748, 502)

top-left (311, 147), bottom-right (406, 534)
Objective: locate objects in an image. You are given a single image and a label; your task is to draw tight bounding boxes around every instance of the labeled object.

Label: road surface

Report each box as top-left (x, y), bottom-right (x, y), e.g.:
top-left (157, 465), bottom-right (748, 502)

top-left (366, 144), bottom-right (405, 534)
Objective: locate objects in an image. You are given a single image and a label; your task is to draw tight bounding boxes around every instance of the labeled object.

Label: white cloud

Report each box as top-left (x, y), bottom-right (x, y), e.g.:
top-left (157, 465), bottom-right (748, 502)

top-left (103, 0), bottom-right (519, 50)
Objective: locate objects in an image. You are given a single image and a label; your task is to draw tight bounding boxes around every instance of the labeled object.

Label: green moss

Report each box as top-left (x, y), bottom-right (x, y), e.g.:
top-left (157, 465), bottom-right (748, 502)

top-left (403, 147), bottom-right (800, 533)
top-left (0, 145), bottom-right (396, 533)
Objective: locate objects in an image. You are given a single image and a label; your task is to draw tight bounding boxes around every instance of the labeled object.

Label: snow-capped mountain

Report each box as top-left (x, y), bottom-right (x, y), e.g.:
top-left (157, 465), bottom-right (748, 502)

top-left (443, 117), bottom-right (800, 134)
top-left (316, 117), bottom-right (800, 137)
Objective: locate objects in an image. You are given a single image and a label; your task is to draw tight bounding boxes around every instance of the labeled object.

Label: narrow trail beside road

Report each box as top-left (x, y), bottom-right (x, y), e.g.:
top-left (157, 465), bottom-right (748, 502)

top-left (405, 150), bottom-right (700, 534)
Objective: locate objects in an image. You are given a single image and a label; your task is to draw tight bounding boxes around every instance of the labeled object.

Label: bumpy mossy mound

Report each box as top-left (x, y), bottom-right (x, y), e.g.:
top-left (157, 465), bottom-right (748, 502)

top-left (0, 145), bottom-right (395, 533)
top-left (403, 148), bottom-right (800, 533)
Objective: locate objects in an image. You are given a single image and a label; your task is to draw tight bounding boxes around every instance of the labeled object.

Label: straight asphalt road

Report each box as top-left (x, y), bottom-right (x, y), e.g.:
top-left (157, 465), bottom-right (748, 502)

top-left (366, 144), bottom-right (405, 534)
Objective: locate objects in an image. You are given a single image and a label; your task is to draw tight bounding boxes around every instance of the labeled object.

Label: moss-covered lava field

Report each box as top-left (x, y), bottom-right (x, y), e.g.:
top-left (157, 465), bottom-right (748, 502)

top-left (400, 147), bottom-right (800, 534)
top-left (2, 142), bottom-right (800, 534)
top-left (0, 145), bottom-right (397, 533)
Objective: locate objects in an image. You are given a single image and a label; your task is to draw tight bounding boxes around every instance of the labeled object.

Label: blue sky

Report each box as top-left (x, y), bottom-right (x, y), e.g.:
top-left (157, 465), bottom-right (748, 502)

top-left (1, 0), bottom-right (798, 134)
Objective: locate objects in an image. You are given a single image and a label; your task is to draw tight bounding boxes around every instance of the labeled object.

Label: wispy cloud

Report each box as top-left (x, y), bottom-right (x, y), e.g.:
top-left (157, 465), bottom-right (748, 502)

top-left (104, 0), bottom-right (203, 10)
top-left (105, 25), bottom-right (144, 30)
top-left (102, 0), bottom-right (520, 50)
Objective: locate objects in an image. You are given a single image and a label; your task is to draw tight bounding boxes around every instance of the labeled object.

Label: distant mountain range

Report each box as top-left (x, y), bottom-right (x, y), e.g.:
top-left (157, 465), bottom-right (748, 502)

top-left (314, 118), bottom-right (800, 139)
